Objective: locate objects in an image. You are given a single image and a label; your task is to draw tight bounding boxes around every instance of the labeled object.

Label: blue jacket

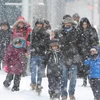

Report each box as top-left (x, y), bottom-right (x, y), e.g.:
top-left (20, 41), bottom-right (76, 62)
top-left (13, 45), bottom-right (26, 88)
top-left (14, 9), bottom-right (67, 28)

top-left (84, 55), bottom-right (100, 78)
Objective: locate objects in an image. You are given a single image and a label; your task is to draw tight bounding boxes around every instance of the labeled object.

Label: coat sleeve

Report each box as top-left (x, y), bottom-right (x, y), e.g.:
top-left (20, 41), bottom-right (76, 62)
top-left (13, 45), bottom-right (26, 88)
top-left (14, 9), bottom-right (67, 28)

top-left (4, 44), bottom-right (12, 66)
top-left (90, 28), bottom-right (99, 46)
top-left (84, 58), bottom-right (91, 66)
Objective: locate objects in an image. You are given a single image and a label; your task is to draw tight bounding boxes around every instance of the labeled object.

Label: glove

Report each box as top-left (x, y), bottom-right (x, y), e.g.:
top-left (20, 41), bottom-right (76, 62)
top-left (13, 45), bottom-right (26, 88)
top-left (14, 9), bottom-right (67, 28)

top-left (26, 41), bottom-right (30, 46)
top-left (3, 65), bottom-right (9, 73)
top-left (25, 52), bottom-right (29, 58)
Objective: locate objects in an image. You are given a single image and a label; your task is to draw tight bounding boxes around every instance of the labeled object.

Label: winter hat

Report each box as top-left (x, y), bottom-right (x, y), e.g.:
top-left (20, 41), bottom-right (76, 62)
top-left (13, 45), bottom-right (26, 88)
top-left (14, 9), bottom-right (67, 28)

top-left (12, 33), bottom-right (26, 48)
top-left (17, 16), bottom-right (25, 21)
top-left (72, 13), bottom-right (80, 18)
top-left (50, 39), bottom-right (59, 47)
top-left (63, 16), bottom-right (74, 24)
top-left (90, 46), bottom-right (99, 53)
top-left (35, 18), bottom-right (44, 26)
top-left (63, 14), bottom-right (71, 19)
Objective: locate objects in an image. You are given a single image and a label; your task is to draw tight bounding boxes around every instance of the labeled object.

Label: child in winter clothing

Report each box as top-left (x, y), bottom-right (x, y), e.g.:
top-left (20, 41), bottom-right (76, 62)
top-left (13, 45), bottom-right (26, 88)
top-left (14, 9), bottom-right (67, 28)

top-left (84, 46), bottom-right (100, 100)
top-left (3, 33), bottom-right (27, 91)
top-left (46, 39), bottom-right (64, 99)
top-left (12, 16), bottom-right (32, 76)
top-left (0, 21), bottom-right (12, 70)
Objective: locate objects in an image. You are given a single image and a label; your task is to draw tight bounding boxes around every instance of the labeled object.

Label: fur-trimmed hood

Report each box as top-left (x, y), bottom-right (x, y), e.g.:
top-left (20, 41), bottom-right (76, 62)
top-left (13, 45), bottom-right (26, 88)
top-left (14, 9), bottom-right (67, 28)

top-left (13, 16), bottom-right (30, 29)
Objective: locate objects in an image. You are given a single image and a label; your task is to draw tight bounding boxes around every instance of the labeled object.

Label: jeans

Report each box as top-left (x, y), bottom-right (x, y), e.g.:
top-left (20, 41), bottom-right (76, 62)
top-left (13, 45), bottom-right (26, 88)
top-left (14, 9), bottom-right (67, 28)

top-left (30, 56), bottom-right (45, 85)
top-left (61, 64), bottom-right (77, 97)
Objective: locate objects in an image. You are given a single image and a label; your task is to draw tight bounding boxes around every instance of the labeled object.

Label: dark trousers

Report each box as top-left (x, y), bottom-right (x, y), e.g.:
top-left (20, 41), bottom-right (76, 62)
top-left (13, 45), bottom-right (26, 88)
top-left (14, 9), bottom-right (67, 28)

top-left (4, 73), bottom-right (21, 88)
top-left (47, 74), bottom-right (61, 98)
top-left (90, 78), bottom-right (100, 100)
top-left (83, 74), bottom-right (90, 86)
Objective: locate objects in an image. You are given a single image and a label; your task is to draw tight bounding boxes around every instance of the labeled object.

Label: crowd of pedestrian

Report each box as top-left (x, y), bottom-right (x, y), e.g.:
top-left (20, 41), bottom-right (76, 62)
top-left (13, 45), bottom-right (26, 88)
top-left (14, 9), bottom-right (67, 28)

top-left (0, 13), bottom-right (100, 100)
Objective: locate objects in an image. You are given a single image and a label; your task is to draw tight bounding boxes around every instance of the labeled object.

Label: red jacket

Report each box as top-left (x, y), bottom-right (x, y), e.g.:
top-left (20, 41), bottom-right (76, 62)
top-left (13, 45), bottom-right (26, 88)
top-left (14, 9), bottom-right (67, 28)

top-left (4, 44), bottom-right (27, 75)
top-left (12, 16), bottom-right (32, 44)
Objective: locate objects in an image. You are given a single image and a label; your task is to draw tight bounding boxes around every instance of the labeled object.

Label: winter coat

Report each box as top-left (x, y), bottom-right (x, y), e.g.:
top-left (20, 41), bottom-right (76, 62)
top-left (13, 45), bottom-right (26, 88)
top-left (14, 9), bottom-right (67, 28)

top-left (77, 18), bottom-right (99, 61)
top-left (0, 29), bottom-right (12, 59)
top-left (12, 17), bottom-right (32, 43)
top-left (54, 26), bottom-right (82, 67)
top-left (46, 50), bottom-right (63, 77)
top-left (84, 55), bottom-right (100, 78)
top-left (4, 43), bottom-right (27, 75)
top-left (30, 26), bottom-right (50, 56)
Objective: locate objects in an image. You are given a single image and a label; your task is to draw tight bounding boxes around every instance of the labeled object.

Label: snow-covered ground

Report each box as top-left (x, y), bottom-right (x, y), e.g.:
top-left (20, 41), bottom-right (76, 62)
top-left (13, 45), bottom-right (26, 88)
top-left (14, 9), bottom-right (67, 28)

top-left (0, 71), bottom-right (93, 100)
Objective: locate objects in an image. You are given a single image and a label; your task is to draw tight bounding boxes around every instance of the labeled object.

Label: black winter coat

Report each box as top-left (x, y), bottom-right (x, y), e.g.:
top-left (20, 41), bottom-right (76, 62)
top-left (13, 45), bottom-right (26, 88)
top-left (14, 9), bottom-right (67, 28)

top-left (46, 50), bottom-right (63, 77)
top-left (77, 27), bottom-right (99, 60)
top-left (0, 29), bottom-right (12, 59)
top-left (55, 26), bottom-right (82, 67)
top-left (30, 27), bottom-right (50, 56)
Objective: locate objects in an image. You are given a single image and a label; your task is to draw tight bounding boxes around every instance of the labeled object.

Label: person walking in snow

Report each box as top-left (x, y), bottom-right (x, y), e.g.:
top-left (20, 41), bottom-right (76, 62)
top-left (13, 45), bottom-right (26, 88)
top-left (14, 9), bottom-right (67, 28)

top-left (0, 21), bottom-right (12, 70)
top-left (54, 15), bottom-right (81, 100)
top-left (72, 13), bottom-right (80, 28)
top-left (84, 46), bottom-right (100, 100)
top-left (46, 39), bottom-right (64, 100)
top-left (3, 33), bottom-right (27, 91)
top-left (77, 17), bottom-right (99, 86)
top-left (12, 16), bottom-right (32, 76)
top-left (12, 16), bottom-right (32, 43)
top-left (30, 18), bottom-right (50, 92)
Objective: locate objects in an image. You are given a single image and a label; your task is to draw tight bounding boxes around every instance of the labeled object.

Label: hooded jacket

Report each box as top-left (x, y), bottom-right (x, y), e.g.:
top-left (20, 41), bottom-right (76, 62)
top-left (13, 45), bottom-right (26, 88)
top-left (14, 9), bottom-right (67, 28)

top-left (84, 46), bottom-right (100, 78)
top-left (12, 16), bottom-right (32, 43)
top-left (0, 21), bottom-right (12, 59)
top-left (77, 17), bottom-right (99, 60)
top-left (4, 34), bottom-right (27, 75)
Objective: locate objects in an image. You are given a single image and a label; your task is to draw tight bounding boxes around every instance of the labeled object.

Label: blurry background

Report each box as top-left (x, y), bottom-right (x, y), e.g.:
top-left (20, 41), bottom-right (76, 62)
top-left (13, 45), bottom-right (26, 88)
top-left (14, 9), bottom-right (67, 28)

top-left (0, 0), bottom-right (100, 37)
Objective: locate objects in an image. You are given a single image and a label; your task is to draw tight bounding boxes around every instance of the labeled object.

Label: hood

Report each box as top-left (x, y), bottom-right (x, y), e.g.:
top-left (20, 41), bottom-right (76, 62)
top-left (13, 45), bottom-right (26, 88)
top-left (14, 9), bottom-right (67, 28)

top-left (13, 16), bottom-right (30, 29)
top-left (12, 33), bottom-right (26, 48)
top-left (0, 21), bottom-right (10, 29)
top-left (17, 16), bottom-right (25, 21)
top-left (79, 17), bottom-right (91, 29)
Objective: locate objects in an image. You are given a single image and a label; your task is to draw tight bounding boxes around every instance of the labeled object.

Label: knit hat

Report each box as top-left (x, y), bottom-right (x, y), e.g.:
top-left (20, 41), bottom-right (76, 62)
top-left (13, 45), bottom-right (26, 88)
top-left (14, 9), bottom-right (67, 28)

top-left (63, 16), bottom-right (74, 23)
top-left (72, 13), bottom-right (80, 18)
top-left (50, 39), bottom-right (59, 47)
top-left (90, 46), bottom-right (99, 52)
top-left (35, 18), bottom-right (44, 26)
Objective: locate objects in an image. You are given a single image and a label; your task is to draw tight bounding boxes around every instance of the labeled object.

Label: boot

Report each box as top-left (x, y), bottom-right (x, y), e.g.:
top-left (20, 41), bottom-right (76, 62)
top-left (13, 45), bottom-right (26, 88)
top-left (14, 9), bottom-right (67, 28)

top-left (62, 96), bottom-right (67, 100)
top-left (30, 83), bottom-right (36, 90)
top-left (11, 86), bottom-right (19, 91)
top-left (3, 81), bottom-right (10, 88)
top-left (36, 84), bottom-right (43, 95)
top-left (69, 95), bottom-right (76, 100)
top-left (36, 84), bottom-right (43, 90)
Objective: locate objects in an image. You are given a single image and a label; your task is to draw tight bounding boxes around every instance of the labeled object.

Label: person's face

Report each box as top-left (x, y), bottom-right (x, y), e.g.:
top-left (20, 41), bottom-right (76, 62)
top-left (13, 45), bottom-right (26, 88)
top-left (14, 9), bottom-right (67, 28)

top-left (64, 22), bottom-right (72, 28)
top-left (18, 22), bottom-right (24, 28)
top-left (1, 25), bottom-right (8, 30)
top-left (36, 24), bottom-right (43, 30)
top-left (90, 50), bottom-right (98, 55)
top-left (51, 45), bottom-right (58, 50)
top-left (73, 17), bottom-right (79, 22)
top-left (83, 22), bottom-right (87, 29)
top-left (15, 43), bottom-right (21, 46)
